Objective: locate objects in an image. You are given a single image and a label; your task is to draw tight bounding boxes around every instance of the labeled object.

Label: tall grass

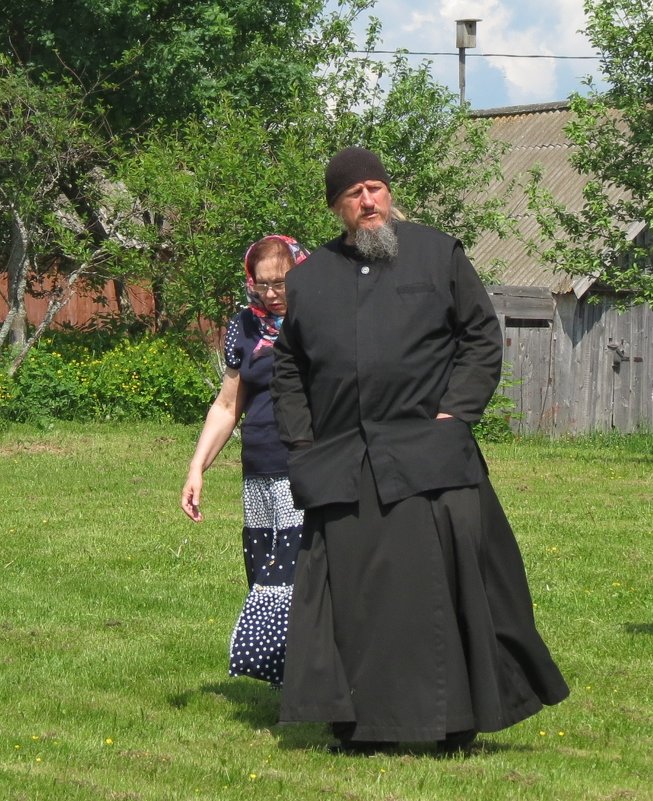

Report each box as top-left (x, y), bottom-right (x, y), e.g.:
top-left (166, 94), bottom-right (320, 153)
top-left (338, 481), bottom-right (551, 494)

top-left (0, 424), bottom-right (651, 801)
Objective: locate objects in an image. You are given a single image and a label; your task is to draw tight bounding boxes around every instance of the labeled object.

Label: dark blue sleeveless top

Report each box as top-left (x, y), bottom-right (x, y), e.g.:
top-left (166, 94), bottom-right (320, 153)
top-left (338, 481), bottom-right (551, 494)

top-left (224, 308), bottom-right (290, 478)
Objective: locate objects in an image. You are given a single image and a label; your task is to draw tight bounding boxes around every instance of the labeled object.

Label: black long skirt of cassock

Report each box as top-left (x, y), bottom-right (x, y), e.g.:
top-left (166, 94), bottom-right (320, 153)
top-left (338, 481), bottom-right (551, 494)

top-left (279, 457), bottom-right (569, 742)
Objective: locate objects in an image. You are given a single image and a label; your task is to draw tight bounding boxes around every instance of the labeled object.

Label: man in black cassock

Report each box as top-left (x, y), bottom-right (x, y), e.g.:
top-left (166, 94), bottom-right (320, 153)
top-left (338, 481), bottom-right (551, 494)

top-left (270, 146), bottom-right (569, 752)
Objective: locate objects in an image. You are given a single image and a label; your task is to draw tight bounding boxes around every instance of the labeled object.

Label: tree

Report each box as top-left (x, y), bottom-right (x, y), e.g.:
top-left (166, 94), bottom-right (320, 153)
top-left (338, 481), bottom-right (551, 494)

top-left (0, 0), bottom-right (337, 135)
top-left (356, 55), bottom-right (511, 251)
top-left (0, 61), bottom-right (136, 373)
top-left (118, 99), bottom-right (337, 335)
top-left (118, 53), bottom-right (511, 332)
top-left (0, 2), bottom-right (377, 371)
top-left (527, 0), bottom-right (653, 304)
top-left (2, 0), bottom-right (513, 367)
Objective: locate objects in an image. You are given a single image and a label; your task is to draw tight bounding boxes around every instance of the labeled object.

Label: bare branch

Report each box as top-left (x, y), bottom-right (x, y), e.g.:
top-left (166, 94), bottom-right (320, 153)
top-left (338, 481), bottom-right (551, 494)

top-left (8, 249), bottom-right (110, 375)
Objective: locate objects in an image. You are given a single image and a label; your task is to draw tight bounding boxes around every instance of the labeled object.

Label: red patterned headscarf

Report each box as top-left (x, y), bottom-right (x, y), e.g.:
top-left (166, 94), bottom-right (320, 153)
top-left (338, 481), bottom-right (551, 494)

top-left (243, 235), bottom-right (310, 358)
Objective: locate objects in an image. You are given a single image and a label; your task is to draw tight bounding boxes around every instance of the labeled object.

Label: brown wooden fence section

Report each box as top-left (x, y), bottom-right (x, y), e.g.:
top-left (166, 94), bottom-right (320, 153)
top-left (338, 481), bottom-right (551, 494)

top-left (0, 276), bottom-right (155, 329)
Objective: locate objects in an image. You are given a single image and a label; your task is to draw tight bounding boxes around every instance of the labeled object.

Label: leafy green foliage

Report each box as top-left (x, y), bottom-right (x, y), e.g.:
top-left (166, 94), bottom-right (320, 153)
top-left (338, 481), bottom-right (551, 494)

top-left (118, 56), bottom-right (512, 328)
top-left (473, 364), bottom-right (521, 443)
top-left (0, 367), bottom-right (15, 418)
top-left (1, 333), bottom-right (214, 423)
top-left (0, 59), bottom-right (139, 366)
top-left (1, 0), bottom-right (328, 134)
top-left (355, 56), bottom-right (513, 248)
top-left (86, 337), bottom-right (214, 422)
top-left (117, 100), bottom-right (339, 328)
top-left (1, 328), bottom-right (516, 440)
top-left (526, 0), bottom-right (653, 304)
top-left (0, 60), bottom-right (108, 256)
top-left (2, 348), bottom-right (93, 421)
top-left (2, 0), bottom-right (514, 369)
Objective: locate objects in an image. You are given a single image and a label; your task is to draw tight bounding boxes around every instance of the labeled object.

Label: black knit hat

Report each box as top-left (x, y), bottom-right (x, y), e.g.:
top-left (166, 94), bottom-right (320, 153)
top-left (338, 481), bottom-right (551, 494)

top-left (325, 147), bottom-right (390, 207)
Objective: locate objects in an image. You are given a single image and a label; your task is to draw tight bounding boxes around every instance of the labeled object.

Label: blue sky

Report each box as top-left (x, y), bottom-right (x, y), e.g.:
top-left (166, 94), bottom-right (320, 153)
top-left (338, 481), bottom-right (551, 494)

top-left (341, 0), bottom-right (606, 110)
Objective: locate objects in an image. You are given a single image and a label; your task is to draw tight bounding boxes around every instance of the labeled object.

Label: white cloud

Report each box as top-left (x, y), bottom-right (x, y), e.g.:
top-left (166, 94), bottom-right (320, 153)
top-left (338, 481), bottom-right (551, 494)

top-left (440, 0), bottom-right (559, 103)
top-left (340, 0), bottom-right (601, 107)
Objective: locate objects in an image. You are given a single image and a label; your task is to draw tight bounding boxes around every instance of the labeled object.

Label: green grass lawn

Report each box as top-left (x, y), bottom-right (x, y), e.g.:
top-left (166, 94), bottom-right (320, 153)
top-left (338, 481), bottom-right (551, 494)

top-left (0, 423), bottom-right (651, 801)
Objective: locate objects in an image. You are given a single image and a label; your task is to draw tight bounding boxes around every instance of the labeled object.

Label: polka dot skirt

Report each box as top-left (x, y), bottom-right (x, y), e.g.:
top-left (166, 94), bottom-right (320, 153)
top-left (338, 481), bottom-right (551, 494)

top-left (243, 475), bottom-right (303, 531)
top-left (241, 476), bottom-right (303, 588)
top-left (230, 475), bottom-right (303, 685)
top-left (229, 584), bottom-right (292, 686)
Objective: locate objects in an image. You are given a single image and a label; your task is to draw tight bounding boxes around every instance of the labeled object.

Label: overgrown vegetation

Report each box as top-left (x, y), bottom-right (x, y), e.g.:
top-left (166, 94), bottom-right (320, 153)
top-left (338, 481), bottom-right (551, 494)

top-left (472, 364), bottom-right (521, 442)
top-left (0, 329), bottom-right (521, 437)
top-left (527, 0), bottom-right (653, 304)
top-left (1, 0), bottom-right (512, 373)
top-left (0, 424), bottom-right (650, 800)
top-left (0, 331), bottom-right (213, 424)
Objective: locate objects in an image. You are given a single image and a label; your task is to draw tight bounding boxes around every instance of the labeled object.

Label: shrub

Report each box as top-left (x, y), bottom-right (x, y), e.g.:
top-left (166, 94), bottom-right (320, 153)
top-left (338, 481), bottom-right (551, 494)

top-left (1, 333), bottom-right (215, 423)
top-left (474, 364), bottom-right (521, 443)
top-left (2, 333), bottom-right (518, 435)
top-left (0, 364), bottom-right (15, 427)
top-left (87, 337), bottom-right (213, 423)
top-left (7, 348), bottom-right (96, 421)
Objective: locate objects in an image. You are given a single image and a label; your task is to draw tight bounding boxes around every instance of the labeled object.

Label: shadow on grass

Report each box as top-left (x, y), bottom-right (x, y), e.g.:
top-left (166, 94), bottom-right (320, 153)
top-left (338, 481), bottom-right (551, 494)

top-left (168, 681), bottom-right (537, 757)
top-left (271, 734), bottom-right (536, 758)
top-left (168, 679), bottom-right (280, 725)
top-left (623, 622), bottom-right (653, 635)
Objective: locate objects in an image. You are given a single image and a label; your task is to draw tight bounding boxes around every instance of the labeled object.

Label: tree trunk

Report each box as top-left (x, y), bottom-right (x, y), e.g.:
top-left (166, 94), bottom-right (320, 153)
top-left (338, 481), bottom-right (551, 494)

top-left (0, 205), bottom-right (29, 351)
top-left (152, 272), bottom-right (168, 333)
top-left (8, 259), bottom-right (94, 376)
top-left (112, 277), bottom-right (138, 325)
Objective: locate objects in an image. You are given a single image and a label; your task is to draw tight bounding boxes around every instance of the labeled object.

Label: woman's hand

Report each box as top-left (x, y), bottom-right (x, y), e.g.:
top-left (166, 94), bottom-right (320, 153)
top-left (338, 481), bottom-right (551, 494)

top-left (181, 470), bottom-right (204, 522)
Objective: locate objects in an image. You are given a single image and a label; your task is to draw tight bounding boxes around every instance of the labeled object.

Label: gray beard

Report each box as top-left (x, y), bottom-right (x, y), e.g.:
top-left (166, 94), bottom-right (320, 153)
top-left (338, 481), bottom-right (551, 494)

top-left (354, 223), bottom-right (398, 262)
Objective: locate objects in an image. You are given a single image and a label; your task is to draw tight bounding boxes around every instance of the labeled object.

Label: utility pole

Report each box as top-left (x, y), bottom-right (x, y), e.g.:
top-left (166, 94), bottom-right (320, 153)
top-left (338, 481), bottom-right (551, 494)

top-left (456, 19), bottom-right (480, 106)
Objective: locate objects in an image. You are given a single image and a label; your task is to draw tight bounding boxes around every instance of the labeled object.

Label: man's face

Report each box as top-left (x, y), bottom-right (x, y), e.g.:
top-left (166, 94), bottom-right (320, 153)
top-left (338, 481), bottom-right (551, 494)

top-left (332, 180), bottom-right (392, 235)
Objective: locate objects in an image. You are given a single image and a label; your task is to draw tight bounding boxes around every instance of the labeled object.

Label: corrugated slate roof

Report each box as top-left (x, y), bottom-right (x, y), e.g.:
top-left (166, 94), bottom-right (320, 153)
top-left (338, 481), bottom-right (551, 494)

top-left (467, 101), bottom-right (629, 294)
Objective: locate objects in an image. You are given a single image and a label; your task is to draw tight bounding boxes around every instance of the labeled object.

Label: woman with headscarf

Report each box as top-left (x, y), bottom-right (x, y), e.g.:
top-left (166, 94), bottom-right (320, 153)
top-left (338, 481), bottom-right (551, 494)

top-left (181, 234), bottom-right (309, 685)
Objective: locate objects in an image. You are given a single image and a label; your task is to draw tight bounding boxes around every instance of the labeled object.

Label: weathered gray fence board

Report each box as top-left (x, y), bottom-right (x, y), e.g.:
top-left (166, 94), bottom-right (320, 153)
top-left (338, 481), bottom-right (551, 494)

top-left (489, 287), bottom-right (653, 435)
top-left (490, 294), bottom-right (555, 319)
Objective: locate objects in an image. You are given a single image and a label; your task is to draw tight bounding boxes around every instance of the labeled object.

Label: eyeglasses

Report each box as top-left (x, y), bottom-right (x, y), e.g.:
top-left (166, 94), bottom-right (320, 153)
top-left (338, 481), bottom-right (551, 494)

top-left (252, 280), bottom-right (286, 294)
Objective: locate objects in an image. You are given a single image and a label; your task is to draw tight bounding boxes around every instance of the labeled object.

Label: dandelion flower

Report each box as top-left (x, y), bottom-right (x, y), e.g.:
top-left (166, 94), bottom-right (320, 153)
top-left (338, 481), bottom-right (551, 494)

top-left (105, 738), bottom-right (114, 746)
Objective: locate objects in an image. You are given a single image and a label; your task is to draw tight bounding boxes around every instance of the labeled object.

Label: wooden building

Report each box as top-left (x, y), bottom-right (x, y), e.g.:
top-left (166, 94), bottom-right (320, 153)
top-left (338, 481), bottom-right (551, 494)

top-left (468, 102), bottom-right (652, 435)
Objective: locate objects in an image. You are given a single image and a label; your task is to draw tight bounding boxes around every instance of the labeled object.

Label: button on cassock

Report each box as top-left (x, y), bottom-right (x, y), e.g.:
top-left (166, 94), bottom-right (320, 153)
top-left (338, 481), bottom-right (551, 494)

top-left (361, 266), bottom-right (370, 275)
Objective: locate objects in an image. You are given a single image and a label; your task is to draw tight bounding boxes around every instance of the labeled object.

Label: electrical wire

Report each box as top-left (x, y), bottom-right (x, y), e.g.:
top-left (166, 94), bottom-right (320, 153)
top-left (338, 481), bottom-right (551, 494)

top-left (351, 49), bottom-right (601, 59)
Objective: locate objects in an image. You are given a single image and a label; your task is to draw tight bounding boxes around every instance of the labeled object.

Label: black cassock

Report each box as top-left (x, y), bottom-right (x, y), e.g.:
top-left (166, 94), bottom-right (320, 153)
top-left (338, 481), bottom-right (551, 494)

top-left (271, 221), bottom-right (569, 742)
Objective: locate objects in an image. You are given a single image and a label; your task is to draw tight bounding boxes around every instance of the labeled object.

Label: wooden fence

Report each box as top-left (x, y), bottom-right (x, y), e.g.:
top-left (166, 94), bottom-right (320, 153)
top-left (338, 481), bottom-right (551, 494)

top-left (0, 276), bottom-right (154, 328)
top-left (490, 286), bottom-right (653, 434)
